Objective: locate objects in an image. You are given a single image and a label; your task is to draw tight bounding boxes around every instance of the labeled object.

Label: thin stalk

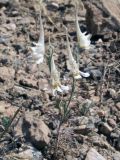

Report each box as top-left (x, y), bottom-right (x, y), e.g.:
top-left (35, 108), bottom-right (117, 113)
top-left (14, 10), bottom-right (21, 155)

top-left (0, 106), bottom-right (22, 140)
top-left (61, 77), bottom-right (75, 122)
top-left (54, 78), bottom-right (75, 158)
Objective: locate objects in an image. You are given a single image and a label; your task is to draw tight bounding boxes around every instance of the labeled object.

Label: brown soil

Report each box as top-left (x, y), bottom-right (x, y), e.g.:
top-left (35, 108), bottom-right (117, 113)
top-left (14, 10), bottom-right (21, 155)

top-left (0, 0), bottom-right (120, 160)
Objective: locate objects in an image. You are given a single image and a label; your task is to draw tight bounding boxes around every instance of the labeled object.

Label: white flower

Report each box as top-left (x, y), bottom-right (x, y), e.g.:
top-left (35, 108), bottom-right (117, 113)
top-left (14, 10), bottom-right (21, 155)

top-left (76, 13), bottom-right (92, 50)
top-left (50, 56), bottom-right (69, 96)
top-left (65, 27), bottom-right (90, 78)
top-left (65, 28), bottom-right (81, 79)
top-left (31, 14), bottom-right (45, 64)
top-left (80, 71), bottom-right (90, 77)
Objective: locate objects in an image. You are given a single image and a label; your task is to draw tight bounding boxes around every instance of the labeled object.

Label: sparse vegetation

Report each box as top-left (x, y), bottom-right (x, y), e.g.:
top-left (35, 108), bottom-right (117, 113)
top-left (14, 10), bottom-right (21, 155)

top-left (0, 0), bottom-right (120, 160)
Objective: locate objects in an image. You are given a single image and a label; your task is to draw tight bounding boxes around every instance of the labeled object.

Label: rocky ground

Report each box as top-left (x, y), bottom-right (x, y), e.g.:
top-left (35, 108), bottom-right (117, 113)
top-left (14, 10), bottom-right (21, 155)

top-left (0, 0), bottom-right (120, 160)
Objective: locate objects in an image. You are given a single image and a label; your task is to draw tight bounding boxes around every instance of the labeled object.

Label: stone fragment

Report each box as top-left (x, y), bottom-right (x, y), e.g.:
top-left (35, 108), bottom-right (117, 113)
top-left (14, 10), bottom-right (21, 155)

top-left (11, 146), bottom-right (43, 160)
top-left (66, 155), bottom-right (77, 160)
top-left (97, 110), bottom-right (105, 117)
top-left (91, 96), bottom-right (100, 103)
top-left (112, 152), bottom-right (120, 160)
top-left (0, 101), bottom-right (17, 117)
top-left (47, 2), bottom-right (59, 11)
top-left (116, 102), bottom-right (120, 111)
top-left (0, 36), bottom-right (9, 45)
top-left (0, 0), bottom-right (9, 6)
top-left (69, 116), bottom-right (88, 126)
top-left (0, 66), bottom-right (15, 82)
top-left (84, 0), bottom-right (120, 34)
top-left (73, 123), bottom-right (94, 135)
top-left (110, 129), bottom-right (120, 151)
top-left (22, 111), bottom-right (51, 150)
top-left (85, 148), bottom-right (106, 160)
top-left (4, 23), bottom-right (16, 31)
top-left (107, 88), bottom-right (117, 99)
top-left (98, 122), bottom-right (113, 136)
top-left (19, 77), bottom-right (38, 89)
top-left (107, 118), bottom-right (116, 128)
top-left (90, 69), bottom-right (102, 80)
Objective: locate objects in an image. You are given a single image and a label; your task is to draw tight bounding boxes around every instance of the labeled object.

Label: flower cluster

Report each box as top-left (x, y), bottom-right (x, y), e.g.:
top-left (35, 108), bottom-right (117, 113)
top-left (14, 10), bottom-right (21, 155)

top-left (30, 6), bottom-right (93, 96)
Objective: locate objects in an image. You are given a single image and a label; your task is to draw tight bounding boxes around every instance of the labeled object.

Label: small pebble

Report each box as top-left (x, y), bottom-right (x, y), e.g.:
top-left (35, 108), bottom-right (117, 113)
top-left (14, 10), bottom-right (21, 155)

top-left (107, 118), bottom-right (116, 128)
top-left (116, 102), bottom-right (120, 111)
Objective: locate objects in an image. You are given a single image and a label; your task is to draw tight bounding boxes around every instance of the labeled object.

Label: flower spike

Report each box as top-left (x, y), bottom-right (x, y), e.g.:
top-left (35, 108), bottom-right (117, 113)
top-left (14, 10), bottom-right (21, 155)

top-left (75, 8), bottom-right (92, 50)
top-left (65, 26), bottom-right (90, 78)
top-left (50, 54), bottom-right (69, 96)
top-left (65, 27), bottom-right (81, 79)
top-left (31, 12), bottom-right (45, 64)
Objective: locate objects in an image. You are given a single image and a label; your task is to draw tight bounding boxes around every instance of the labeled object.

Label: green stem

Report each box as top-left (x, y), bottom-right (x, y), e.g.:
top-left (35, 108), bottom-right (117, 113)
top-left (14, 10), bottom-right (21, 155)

top-left (0, 106), bottom-right (22, 140)
top-left (62, 77), bottom-right (75, 123)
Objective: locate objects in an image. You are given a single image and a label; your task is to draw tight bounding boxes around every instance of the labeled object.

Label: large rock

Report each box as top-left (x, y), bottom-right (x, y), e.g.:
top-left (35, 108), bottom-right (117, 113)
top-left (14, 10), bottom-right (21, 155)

top-left (85, 148), bottom-right (106, 160)
top-left (22, 111), bottom-right (51, 150)
top-left (84, 0), bottom-right (120, 34)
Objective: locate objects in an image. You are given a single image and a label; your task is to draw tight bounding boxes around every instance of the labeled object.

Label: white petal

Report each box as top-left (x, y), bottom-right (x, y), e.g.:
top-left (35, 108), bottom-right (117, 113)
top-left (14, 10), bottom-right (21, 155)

top-left (79, 37), bottom-right (90, 48)
top-left (52, 89), bottom-right (57, 96)
top-left (57, 86), bottom-right (63, 93)
top-left (32, 42), bottom-right (38, 45)
top-left (31, 15), bottom-right (45, 65)
top-left (36, 57), bottom-right (44, 64)
top-left (76, 11), bottom-right (92, 50)
top-left (86, 34), bottom-right (92, 40)
top-left (83, 31), bottom-right (87, 35)
top-left (31, 47), bottom-right (36, 52)
top-left (74, 74), bottom-right (82, 79)
top-left (31, 44), bottom-right (45, 64)
top-left (61, 85), bottom-right (69, 91)
top-left (80, 71), bottom-right (90, 77)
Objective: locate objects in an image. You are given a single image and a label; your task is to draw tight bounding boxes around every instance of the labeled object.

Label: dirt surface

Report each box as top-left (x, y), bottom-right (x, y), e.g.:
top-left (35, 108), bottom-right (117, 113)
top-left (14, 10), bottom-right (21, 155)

top-left (0, 0), bottom-right (120, 160)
